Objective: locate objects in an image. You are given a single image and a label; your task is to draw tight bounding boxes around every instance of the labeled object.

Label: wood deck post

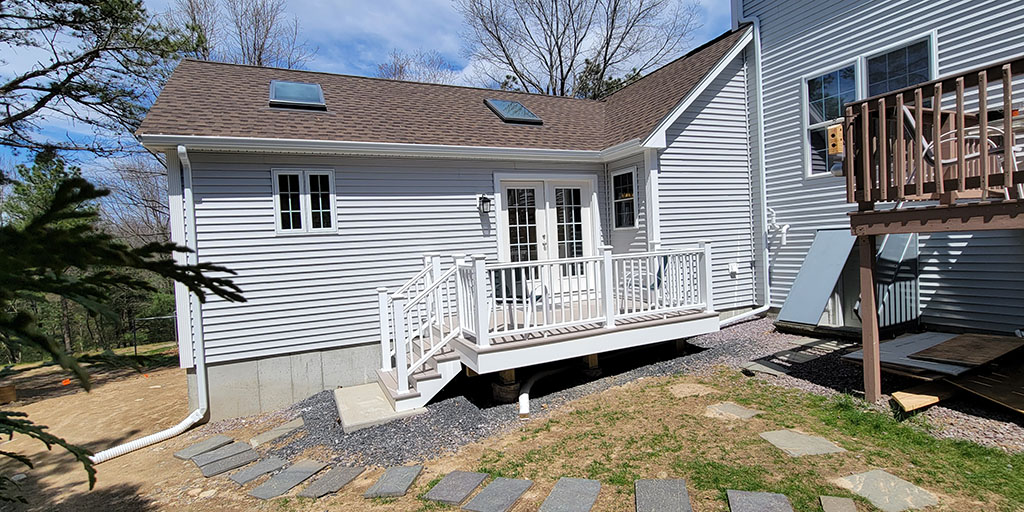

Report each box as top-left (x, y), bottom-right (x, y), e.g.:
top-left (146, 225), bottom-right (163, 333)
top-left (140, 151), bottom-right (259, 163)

top-left (600, 245), bottom-right (615, 328)
top-left (392, 294), bottom-right (409, 394)
top-left (472, 255), bottom-right (490, 347)
top-left (377, 287), bottom-right (391, 371)
top-left (858, 235), bottom-right (882, 403)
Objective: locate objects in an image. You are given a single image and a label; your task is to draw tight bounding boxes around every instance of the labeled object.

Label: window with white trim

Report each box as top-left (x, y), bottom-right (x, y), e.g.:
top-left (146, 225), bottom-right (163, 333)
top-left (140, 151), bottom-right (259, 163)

top-left (611, 168), bottom-right (636, 229)
top-left (272, 169), bottom-right (336, 234)
top-left (806, 65), bottom-right (856, 176)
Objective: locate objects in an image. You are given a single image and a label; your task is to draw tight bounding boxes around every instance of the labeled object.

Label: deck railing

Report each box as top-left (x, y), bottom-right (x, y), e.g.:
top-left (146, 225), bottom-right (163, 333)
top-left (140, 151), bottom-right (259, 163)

top-left (377, 244), bottom-right (714, 393)
top-left (842, 55), bottom-right (1024, 209)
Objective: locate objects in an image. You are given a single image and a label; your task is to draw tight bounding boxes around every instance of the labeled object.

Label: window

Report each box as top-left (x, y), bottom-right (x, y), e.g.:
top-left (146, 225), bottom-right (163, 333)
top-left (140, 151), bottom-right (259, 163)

top-left (611, 168), bottom-right (636, 229)
top-left (867, 40), bottom-right (930, 96)
top-left (269, 80), bottom-right (326, 110)
top-left (272, 169), bottom-right (336, 233)
top-left (805, 65), bottom-right (856, 176)
top-left (484, 98), bottom-right (543, 124)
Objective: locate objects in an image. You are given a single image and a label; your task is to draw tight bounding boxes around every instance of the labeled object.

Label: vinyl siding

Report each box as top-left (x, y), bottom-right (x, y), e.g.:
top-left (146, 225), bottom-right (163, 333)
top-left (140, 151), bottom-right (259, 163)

top-left (606, 153), bottom-right (648, 253)
top-left (658, 55), bottom-right (758, 310)
top-left (187, 153), bottom-right (604, 364)
top-left (744, 0), bottom-right (1024, 333)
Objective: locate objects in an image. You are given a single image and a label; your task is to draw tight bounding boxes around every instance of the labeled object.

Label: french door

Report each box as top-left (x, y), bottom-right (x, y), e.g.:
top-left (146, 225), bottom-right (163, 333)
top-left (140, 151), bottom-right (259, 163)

top-left (499, 180), bottom-right (594, 264)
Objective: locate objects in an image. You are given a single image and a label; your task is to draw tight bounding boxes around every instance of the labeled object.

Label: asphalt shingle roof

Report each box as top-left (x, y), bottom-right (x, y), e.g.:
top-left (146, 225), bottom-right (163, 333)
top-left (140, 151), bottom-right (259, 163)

top-left (138, 26), bottom-right (749, 152)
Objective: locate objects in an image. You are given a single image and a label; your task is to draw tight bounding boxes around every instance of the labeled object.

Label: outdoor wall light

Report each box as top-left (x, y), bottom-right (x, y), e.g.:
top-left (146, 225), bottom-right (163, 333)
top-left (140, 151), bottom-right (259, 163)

top-left (477, 194), bottom-right (492, 214)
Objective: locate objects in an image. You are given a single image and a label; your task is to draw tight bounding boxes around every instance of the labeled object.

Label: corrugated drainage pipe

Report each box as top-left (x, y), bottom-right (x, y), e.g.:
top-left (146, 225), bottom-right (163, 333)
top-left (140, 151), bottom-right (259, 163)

top-left (89, 145), bottom-right (209, 464)
top-left (518, 368), bottom-right (565, 418)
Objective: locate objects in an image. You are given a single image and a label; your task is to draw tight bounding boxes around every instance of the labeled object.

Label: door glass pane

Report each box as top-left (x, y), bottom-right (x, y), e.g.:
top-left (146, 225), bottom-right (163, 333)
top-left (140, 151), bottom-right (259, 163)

top-left (278, 173), bottom-right (302, 230)
top-left (554, 187), bottom-right (584, 276)
top-left (506, 188), bottom-right (539, 263)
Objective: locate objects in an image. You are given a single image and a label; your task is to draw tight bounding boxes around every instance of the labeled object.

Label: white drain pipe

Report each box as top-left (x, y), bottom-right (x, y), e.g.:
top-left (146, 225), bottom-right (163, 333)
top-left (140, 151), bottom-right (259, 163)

top-left (89, 145), bottom-right (209, 464)
top-left (518, 368), bottom-right (565, 418)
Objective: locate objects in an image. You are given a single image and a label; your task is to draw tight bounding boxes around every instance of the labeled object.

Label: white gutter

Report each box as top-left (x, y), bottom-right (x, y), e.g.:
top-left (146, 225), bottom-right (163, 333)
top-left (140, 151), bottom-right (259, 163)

top-left (138, 134), bottom-right (645, 164)
top-left (722, 15), bottom-right (772, 329)
top-left (89, 146), bottom-right (209, 464)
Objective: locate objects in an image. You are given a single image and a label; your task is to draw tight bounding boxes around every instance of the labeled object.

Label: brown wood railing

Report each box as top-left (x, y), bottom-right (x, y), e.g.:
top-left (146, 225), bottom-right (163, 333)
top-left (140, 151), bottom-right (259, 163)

top-left (843, 56), bottom-right (1024, 210)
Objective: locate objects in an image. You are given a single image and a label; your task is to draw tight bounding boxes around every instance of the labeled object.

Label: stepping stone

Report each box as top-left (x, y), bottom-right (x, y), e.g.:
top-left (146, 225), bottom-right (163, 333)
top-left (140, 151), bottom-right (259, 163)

top-left (422, 470), bottom-right (487, 505)
top-left (229, 457), bottom-right (288, 485)
top-left (740, 360), bottom-right (789, 376)
top-left (363, 465), bottom-right (423, 498)
top-left (191, 441), bottom-right (251, 467)
top-left (669, 383), bottom-right (717, 398)
top-left (174, 435), bottom-right (233, 460)
top-left (759, 430), bottom-right (846, 457)
top-left (820, 495), bottom-right (858, 512)
top-left (249, 459), bottom-right (327, 500)
top-left (771, 350), bottom-right (819, 364)
top-left (726, 490), bottom-right (793, 512)
top-left (705, 402), bottom-right (763, 420)
top-left (199, 449), bottom-right (259, 477)
top-left (635, 479), bottom-right (692, 512)
top-left (297, 466), bottom-right (366, 499)
top-left (250, 417), bottom-right (304, 447)
top-left (834, 469), bottom-right (938, 512)
top-left (463, 477), bottom-right (533, 512)
top-left (540, 477), bottom-right (601, 512)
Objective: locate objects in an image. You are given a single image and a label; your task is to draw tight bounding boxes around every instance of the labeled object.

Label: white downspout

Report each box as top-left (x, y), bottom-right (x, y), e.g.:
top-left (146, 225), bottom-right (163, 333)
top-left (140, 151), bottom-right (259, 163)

top-left (722, 16), bottom-right (772, 329)
top-left (89, 145), bottom-right (209, 464)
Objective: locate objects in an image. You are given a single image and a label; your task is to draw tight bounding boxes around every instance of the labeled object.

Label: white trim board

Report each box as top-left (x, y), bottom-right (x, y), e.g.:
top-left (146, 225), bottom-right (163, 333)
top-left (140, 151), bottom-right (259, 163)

top-left (609, 166), bottom-right (639, 231)
top-left (642, 26), bottom-right (754, 149)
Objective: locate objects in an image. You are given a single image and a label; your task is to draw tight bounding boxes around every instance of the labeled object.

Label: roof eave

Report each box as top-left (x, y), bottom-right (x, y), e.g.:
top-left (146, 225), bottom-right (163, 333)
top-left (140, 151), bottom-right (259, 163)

top-left (140, 134), bottom-right (644, 164)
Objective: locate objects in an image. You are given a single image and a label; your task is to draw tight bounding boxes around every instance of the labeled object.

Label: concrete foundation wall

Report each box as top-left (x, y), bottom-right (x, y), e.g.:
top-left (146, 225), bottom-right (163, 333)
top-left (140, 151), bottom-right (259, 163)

top-left (188, 342), bottom-right (378, 420)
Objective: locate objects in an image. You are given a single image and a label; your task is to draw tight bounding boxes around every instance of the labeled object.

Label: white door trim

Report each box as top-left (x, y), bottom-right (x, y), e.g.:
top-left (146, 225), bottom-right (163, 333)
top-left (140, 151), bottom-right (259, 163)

top-left (493, 172), bottom-right (601, 263)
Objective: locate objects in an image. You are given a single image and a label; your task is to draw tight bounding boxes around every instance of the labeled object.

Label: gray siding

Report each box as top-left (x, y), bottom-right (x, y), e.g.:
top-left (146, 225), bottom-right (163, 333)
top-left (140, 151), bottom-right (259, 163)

top-left (658, 55), bottom-right (758, 311)
top-left (188, 153), bottom-right (604, 363)
top-left (744, 0), bottom-right (1024, 332)
top-left (605, 153), bottom-right (648, 253)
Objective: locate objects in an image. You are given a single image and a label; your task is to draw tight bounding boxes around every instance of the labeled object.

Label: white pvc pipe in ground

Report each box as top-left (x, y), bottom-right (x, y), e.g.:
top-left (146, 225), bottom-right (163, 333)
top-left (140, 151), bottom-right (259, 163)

top-left (89, 145), bottom-right (209, 464)
top-left (518, 368), bottom-right (565, 418)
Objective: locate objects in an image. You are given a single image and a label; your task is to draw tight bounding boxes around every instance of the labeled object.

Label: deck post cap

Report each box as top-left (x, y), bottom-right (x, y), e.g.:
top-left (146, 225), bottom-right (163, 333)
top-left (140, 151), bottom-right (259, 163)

top-left (376, 287), bottom-right (388, 292)
top-left (471, 254), bottom-right (487, 260)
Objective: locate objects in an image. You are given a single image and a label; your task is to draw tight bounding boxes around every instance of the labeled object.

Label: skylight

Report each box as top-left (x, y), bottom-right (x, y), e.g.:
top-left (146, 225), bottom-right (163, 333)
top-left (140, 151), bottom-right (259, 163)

top-left (269, 80), bottom-right (326, 110)
top-left (484, 98), bottom-right (542, 124)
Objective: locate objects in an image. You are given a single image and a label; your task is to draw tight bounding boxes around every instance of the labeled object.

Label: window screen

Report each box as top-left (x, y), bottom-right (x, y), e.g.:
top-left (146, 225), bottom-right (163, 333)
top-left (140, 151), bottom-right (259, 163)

top-left (308, 173), bottom-right (333, 229)
top-left (277, 173), bottom-right (302, 230)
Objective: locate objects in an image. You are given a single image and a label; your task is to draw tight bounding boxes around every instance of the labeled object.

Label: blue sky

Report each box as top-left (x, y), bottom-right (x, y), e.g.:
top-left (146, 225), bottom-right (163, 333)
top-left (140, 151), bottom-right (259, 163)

top-left (2, 1), bottom-right (732, 167)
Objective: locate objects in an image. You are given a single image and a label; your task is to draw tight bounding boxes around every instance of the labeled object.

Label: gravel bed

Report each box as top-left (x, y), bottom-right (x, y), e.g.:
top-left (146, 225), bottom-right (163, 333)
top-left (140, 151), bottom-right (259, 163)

top-left (265, 316), bottom-right (1024, 466)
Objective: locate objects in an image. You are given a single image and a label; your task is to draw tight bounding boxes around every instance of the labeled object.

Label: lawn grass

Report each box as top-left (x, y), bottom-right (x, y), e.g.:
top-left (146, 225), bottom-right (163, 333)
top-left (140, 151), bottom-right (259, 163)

top-left (447, 369), bottom-right (1024, 512)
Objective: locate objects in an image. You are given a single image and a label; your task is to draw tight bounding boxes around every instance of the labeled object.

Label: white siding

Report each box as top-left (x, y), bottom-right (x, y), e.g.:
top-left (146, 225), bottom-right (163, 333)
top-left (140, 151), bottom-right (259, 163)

top-left (188, 153), bottom-right (604, 363)
top-left (659, 56), bottom-right (758, 311)
top-left (745, 0), bottom-right (1024, 332)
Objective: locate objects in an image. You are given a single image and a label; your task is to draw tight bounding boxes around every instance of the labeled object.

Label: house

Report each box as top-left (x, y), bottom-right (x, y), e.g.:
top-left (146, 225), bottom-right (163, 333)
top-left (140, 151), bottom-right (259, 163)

top-left (140, 28), bottom-right (762, 420)
top-left (141, 0), bottom-right (1024, 423)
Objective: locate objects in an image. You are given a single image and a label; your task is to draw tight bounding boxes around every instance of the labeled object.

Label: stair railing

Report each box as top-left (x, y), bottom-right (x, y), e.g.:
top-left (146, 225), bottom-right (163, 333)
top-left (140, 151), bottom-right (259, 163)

top-left (391, 263), bottom-right (462, 393)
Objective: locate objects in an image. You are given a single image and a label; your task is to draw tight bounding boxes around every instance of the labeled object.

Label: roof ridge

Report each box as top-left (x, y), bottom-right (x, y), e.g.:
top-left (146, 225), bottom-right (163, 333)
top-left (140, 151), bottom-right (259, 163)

top-left (179, 58), bottom-right (603, 104)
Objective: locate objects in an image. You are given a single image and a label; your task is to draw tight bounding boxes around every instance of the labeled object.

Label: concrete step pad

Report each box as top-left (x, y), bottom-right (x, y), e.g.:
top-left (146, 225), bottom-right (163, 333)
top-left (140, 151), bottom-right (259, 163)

top-left (250, 417), bottom-right (304, 447)
top-left (726, 490), bottom-right (794, 512)
top-left (174, 435), bottom-right (233, 460)
top-left (229, 457), bottom-right (288, 485)
top-left (199, 449), bottom-right (259, 477)
top-left (363, 465), bottom-right (423, 498)
top-left (820, 495), bottom-right (858, 512)
top-left (705, 402), bottom-right (763, 420)
top-left (834, 469), bottom-right (938, 512)
top-left (422, 470), bottom-right (487, 505)
top-left (191, 441), bottom-right (251, 467)
top-left (463, 477), bottom-right (533, 512)
top-left (249, 459), bottom-right (327, 500)
top-left (635, 479), bottom-right (692, 512)
top-left (335, 384), bottom-right (426, 434)
top-left (759, 430), bottom-right (846, 457)
top-left (297, 466), bottom-right (366, 499)
top-left (540, 477), bottom-right (601, 512)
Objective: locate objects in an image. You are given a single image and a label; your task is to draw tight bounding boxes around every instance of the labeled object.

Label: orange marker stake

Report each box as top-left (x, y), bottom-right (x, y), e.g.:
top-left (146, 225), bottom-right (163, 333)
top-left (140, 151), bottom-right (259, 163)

top-left (61, 379), bottom-right (71, 386)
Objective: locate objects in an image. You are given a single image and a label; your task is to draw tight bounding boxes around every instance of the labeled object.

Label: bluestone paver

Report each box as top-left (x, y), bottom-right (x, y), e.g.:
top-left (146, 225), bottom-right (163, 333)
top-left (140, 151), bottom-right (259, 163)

top-left (229, 457), bottom-right (288, 485)
top-left (726, 490), bottom-right (794, 512)
top-left (462, 477), bottom-right (533, 512)
top-left (174, 435), bottom-right (233, 460)
top-left (198, 449), bottom-right (259, 477)
top-left (759, 430), bottom-right (846, 457)
top-left (540, 477), bottom-right (601, 512)
top-left (250, 417), bottom-right (304, 447)
top-left (422, 470), bottom-right (487, 505)
top-left (297, 466), bottom-right (366, 499)
top-left (820, 495), bottom-right (858, 512)
top-left (834, 470), bottom-right (938, 512)
top-left (704, 402), bottom-right (763, 420)
top-left (191, 442), bottom-right (251, 467)
top-left (635, 479), bottom-right (692, 512)
top-left (363, 465), bottom-right (423, 498)
top-left (249, 459), bottom-right (327, 500)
